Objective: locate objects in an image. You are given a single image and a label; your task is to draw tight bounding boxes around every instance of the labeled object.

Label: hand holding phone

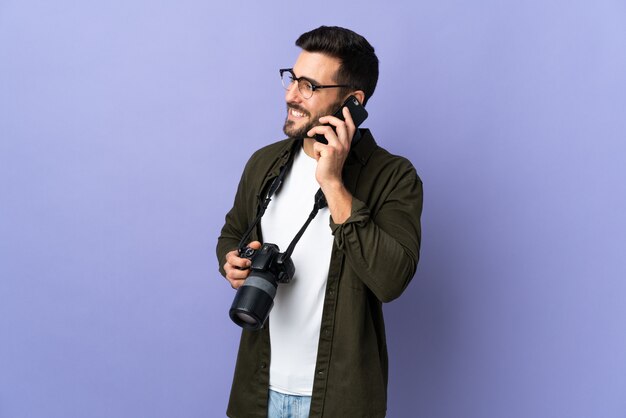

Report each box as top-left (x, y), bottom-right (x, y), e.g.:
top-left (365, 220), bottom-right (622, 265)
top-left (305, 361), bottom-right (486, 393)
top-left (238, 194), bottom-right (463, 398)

top-left (315, 95), bottom-right (368, 144)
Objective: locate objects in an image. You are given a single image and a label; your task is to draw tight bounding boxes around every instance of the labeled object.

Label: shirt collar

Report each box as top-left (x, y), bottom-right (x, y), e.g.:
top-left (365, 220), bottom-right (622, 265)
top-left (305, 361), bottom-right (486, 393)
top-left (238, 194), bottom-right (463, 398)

top-left (348, 129), bottom-right (377, 166)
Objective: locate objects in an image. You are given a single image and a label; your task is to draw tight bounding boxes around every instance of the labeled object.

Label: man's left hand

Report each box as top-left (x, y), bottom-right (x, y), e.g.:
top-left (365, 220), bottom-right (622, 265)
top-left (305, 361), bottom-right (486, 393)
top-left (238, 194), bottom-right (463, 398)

top-left (306, 106), bottom-right (356, 188)
top-left (306, 106), bottom-right (356, 224)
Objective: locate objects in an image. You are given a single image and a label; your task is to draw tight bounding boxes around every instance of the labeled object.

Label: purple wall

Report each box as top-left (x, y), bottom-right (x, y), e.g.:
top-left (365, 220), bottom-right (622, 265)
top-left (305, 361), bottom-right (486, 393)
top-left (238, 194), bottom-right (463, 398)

top-left (1, 1), bottom-right (625, 417)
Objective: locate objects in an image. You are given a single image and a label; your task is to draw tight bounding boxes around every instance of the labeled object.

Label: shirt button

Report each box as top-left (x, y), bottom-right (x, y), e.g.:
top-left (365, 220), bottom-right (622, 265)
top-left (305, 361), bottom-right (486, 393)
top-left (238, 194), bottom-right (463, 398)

top-left (324, 328), bottom-right (331, 337)
top-left (260, 362), bottom-right (267, 369)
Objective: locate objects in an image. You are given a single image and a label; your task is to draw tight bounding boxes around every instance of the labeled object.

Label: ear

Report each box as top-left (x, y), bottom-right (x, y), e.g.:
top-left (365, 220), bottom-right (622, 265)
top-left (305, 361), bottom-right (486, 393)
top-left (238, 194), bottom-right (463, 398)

top-left (352, 90), bottom-right (366, 105)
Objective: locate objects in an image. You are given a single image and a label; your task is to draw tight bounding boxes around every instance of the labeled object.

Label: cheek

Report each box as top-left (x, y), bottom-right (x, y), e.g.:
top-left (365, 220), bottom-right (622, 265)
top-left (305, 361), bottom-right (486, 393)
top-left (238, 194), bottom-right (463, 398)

top-left (309, 100), bottom-right (330, 118)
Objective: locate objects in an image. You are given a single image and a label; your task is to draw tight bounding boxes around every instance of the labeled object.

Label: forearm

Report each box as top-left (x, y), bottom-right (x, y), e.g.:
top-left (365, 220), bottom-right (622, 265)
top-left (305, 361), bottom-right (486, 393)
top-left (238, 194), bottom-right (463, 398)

top-left (321, 180), bottom-right (353, 224)
top-left (216, 174), bottom-right (252, 278)
top-left (217, 225), bottom-right (243, 277)
top-left (331, 179), bottom-right (423, 302)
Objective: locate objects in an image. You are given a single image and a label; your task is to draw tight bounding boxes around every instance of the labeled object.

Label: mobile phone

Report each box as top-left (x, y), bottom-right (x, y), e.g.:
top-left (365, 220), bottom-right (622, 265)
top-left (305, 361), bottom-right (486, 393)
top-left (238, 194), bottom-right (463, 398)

top-left (315, 95), bottom-right (368, 144)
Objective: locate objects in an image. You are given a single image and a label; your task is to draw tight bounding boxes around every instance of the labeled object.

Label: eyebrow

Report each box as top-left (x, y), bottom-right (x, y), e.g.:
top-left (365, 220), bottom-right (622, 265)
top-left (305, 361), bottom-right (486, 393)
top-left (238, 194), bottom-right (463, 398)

top-left (293, 70), bottom-right (322, 86)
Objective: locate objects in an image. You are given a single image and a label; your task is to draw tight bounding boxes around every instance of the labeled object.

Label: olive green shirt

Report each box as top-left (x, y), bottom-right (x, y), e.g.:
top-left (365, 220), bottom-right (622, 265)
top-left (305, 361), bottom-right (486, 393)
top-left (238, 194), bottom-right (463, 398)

top-left (217, 130), bottom-right (423, 418)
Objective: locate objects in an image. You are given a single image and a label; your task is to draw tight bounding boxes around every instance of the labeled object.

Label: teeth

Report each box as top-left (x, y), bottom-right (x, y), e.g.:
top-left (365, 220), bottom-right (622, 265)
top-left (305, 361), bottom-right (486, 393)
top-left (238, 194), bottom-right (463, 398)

top-left (291, 109), bottom-right (305, 117)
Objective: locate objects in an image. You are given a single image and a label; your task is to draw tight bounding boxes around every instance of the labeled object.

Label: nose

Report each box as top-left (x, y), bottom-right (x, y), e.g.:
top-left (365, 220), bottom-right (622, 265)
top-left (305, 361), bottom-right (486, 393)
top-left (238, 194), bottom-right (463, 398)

top-left (285, 81), bottom-right (301, 103)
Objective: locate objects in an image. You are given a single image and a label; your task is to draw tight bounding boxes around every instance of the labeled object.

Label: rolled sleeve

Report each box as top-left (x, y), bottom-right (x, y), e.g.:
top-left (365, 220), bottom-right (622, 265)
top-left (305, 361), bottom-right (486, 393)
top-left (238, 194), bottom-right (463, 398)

top-left (329, 176), bottom-right (423, 303)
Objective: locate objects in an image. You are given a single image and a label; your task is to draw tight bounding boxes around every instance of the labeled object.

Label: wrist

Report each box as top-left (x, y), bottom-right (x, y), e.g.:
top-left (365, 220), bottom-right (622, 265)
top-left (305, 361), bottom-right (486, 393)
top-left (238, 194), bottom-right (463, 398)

top-left (319, 178), bottom-right (344, 193)
top-left (322, 182), bottom-right (352, 224)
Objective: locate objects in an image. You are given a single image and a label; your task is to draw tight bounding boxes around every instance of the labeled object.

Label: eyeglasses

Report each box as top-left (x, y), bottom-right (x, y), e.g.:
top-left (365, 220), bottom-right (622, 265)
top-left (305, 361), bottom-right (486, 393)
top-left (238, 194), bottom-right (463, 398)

top-left (279, 68), bottom-right (351, 99)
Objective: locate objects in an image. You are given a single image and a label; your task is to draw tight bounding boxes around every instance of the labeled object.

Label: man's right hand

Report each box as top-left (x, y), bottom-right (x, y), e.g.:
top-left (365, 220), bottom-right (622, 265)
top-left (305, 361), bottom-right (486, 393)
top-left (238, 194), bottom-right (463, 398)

top-left (223, 241), bottom-right (262, 289)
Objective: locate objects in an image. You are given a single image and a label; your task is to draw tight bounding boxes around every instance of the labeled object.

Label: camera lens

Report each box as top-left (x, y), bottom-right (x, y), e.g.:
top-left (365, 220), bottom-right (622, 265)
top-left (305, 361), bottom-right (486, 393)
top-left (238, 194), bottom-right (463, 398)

top-left (229, 271), bottom-right (277, 330)
top-left (234, 312), bottom-right (258, 325)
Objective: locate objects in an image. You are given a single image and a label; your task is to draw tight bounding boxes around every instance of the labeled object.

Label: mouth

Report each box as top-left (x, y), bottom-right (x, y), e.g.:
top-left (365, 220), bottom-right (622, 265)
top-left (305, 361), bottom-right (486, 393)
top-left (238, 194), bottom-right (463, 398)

top-left (287, 105), bottom-right (309, 120)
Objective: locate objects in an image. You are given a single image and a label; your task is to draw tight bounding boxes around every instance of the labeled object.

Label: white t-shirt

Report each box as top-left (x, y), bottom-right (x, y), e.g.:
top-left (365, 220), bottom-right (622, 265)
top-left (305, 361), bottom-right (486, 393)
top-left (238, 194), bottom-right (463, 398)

top-left (261, 146), bottom-right (334, 396)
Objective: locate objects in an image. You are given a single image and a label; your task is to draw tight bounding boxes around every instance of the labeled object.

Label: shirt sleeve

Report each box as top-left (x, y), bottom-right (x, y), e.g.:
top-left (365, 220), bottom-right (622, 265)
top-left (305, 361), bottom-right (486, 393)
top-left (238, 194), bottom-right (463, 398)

top-left (216, 162), bottom-right (255, 278)
top-left (329, 173), bottom-right (423, 303)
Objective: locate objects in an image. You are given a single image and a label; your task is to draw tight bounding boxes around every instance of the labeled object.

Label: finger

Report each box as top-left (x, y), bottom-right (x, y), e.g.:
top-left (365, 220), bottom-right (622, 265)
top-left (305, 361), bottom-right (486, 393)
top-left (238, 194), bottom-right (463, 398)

top-left (224, 259), bottom-right (251, 276)
top-left (313, 122), bottom-right (348, 151)
top-left (226, 277), bottom-right (246, 289)
top-left (318, 114), bottom-right (351, 146)
top-left (226, 250), bottom-right (251, 269)
top-left (320, 108), bottom-right (353, 147)
top-left (318, 115), bottom-right (345, 127)
top-left (248, 240), bottom-right (262, 250)
top-left (224, 259), bottom-right (252, 289)
top-left (311, 140), bottom-right (324, 161)
top-left (333, 113), bottom-right (351, 147)
top-left (342, 106), bottom-right (356, 139)
top-left (225, 269), bottom-right (250, 285)
top-left (307, 125), bottom-right (338, 143)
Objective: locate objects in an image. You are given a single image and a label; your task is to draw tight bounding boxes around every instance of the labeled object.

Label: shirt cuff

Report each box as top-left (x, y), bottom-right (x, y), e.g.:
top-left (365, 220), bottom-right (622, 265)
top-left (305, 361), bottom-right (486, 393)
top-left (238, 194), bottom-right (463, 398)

top-left (329, 198), bottom-right (371, 249)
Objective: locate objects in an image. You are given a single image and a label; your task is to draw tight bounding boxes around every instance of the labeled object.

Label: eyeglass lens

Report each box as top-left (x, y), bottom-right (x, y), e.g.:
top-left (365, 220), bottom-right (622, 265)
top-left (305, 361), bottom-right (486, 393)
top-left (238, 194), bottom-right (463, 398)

top-left (281, 71), bottom-right (314, 99)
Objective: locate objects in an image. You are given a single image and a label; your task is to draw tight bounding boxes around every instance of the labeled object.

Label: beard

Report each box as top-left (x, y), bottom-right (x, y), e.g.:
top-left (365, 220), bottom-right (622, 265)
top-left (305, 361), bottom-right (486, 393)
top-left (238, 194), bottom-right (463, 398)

top-left (282, 100), bottom-right (343, 139)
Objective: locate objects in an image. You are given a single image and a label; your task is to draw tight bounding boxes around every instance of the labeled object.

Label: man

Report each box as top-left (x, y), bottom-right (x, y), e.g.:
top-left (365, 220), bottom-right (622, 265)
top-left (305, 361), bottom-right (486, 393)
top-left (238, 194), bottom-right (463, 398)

top-left (217, 26), bottom-right (423, 418)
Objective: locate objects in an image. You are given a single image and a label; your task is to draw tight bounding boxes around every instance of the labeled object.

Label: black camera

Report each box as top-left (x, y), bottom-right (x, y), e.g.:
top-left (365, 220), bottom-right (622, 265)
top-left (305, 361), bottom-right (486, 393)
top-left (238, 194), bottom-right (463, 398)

top-left (229, 243), bottom-right (295, 330)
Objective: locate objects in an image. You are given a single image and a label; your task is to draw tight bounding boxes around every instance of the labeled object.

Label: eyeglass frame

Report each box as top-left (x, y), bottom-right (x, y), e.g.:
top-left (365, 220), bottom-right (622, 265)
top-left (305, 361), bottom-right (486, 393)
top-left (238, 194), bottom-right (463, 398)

top-left (279, 68), bottom-right (352, 99)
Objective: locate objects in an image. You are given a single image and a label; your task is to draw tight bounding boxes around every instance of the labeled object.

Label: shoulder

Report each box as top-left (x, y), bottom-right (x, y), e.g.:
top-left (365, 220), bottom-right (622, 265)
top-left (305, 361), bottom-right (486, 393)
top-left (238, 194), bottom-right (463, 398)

top-left (372, 147), bottom-right (421, 183)
top-left (249, 137), bottom-right (294, 160)
top-left (243, 137), bottom-right (297, 173)
top-left (358, 131), bottom-right (422, 185)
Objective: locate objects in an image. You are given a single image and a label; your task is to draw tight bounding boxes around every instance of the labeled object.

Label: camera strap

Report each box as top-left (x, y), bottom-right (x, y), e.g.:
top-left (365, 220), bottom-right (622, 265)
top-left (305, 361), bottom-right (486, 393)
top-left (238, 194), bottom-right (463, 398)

top-left (237, 141), bottom-right (328, 256)
top-left (283, 188), bottom-right (327, 259)
top-left (237, 158), bottom-right (292, 252)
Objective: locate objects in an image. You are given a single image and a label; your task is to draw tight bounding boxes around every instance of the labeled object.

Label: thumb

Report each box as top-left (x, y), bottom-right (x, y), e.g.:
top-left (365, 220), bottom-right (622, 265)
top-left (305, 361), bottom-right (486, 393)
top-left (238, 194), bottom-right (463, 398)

top-left (248, 241), bottom-right (262, 250)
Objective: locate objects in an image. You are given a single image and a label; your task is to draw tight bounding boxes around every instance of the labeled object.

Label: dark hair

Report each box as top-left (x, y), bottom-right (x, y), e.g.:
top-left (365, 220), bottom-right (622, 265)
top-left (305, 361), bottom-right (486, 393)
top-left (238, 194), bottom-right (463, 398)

top-left (295, 26), bottom-right (379, 106)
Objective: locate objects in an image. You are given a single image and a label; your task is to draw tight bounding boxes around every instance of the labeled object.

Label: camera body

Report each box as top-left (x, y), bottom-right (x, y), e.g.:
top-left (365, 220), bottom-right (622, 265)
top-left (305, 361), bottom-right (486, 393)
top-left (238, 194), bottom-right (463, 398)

top-left (240, 243), bottom-right (295, 284)
top-left (229, 243), bottom-right (295, 330)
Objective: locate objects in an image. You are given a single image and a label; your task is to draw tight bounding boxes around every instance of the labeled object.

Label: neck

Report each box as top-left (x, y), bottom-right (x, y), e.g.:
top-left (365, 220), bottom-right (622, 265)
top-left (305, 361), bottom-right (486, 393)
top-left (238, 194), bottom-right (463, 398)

top-left (302, 137), bottom-right (316, 159)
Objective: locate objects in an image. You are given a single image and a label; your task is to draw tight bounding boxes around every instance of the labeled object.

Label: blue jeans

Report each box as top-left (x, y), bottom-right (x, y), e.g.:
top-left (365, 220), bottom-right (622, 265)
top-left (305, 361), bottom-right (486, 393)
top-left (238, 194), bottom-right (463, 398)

top-left (267, 389), bottom-right (311, 418)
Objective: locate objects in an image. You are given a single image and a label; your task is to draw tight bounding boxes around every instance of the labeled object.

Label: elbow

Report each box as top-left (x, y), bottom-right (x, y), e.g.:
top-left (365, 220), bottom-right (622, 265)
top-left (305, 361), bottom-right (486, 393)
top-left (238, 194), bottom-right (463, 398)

top-left (376, 277), bottom-right (412, 303)
top-left (374, 259), bottom-right (416, 303)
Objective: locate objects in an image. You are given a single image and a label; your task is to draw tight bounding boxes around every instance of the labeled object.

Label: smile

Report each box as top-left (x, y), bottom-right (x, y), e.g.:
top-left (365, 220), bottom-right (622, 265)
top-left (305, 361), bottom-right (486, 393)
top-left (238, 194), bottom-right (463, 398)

top-left (289, 107), bottom-right (308, 118)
